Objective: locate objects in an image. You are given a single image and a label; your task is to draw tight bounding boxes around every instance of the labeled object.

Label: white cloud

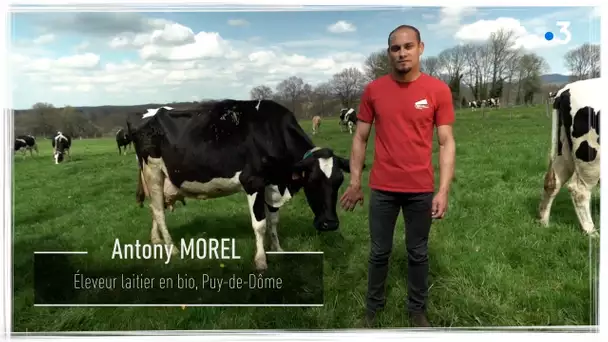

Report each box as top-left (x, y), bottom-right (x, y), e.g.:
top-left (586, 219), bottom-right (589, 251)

top-left (109, 22), bottom-right (195, 49)
top-left (138, 32), bottom-right (237, 61)
top-left (14, 52), bottom-right (101, 73)
top-left (327, 20), bottom-right (356, 33)
top-left (276, 38), bottom-right (358, 49)
top-left (12, 31), bottom-right (366, 106)
top-left (74, 41), bottom-right (90, 52)
top-left (428, 7), bottom-right (477, 31)
top-left (454, 17), bottom-right (565, 50)
top-left (33, 34), bottom-right (55, 45)
top-left (227, 19), bottom-right (249, 26)
top-left (11, 14), bottom-right (373, 107)
top-left (29, 12), bottom-right (172, 37)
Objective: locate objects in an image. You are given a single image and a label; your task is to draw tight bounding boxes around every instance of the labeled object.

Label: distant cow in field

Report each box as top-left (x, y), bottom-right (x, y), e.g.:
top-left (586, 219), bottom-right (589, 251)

top-left (487, 97), bottom-right (500, 108)
top-left (127, 100), bottom-right (356, 272)
top-left (538, 78), bottom-right (600, 236)
top-left (14, 135), bottom-right (38, 158)
top-left (312, 115), bottom-right (321, 135)
top-left (52, 131), bottom-right (72, 164)
top-left (339, 108), bottom-right (357, 134)
top-left (116, 128), bottom-right (132, 155)
top-left (468, 100), bottom-right (481, 111)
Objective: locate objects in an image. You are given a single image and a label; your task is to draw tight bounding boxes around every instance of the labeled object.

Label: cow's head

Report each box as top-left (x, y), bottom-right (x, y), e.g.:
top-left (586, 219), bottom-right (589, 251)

top-left (14, 139), bottom-right (25, 151)
top-left (292, 147), bottom-right (362, 232)
top-left (54, 136), bottom-right (68, 164)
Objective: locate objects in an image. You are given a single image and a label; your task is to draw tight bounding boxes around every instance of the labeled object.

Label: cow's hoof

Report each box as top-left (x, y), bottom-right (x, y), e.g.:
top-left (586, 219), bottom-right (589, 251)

top-left (254, 260), bottom-right (267, 273)
top-left (586, 230), bottom-right (599, 239)
top-left (538, 217), bottom-right (549, 227)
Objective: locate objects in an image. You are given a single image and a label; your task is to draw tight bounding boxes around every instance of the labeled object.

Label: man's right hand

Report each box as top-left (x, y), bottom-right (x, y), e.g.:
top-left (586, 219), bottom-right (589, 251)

top-left (340, 183), bottom-right (365, 211)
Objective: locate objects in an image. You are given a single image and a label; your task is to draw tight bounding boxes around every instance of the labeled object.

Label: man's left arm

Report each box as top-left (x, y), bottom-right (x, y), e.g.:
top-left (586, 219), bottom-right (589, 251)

top-left (437, 125), bottom-right (455, 195)
top-left (432, 85), bottom-right (456, 217)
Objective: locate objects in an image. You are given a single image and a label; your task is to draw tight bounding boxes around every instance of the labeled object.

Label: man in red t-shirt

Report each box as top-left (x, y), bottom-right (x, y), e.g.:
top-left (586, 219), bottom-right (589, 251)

top-left (340, 24), bottom-right (456, 327)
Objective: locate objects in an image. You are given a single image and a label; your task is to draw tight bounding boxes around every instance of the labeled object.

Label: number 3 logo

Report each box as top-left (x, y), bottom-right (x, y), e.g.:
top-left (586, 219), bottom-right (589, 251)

top-left (556, 21), bottom-right (572, 44)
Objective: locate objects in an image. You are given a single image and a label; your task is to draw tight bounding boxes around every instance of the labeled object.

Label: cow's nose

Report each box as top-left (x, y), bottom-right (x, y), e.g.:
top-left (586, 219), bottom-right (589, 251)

top-left (321, 220), bottom-right (339, 231)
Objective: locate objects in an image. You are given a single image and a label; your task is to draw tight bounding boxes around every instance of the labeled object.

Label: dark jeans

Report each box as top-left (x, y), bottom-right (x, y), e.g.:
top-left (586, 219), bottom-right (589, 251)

top-left (366, 189), bottom-right (434, 314)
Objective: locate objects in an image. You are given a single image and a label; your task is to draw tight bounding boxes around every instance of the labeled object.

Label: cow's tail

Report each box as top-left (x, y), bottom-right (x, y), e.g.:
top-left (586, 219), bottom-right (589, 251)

top-left (126, 121), bottom-right (146, 207)
top-left (549, 98), bottom-right (559, 165)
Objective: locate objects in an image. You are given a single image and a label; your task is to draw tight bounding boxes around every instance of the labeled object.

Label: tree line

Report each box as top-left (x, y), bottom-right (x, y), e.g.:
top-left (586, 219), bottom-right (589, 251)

top-left (250, 29), bottom-right (599, 118)
top-left (14, 29), bottom-right (599, 138)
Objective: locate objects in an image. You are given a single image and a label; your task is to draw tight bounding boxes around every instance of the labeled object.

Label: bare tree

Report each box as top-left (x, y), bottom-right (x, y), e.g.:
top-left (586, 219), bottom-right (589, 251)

top-left (59, 106), bottom-right (91, 138)
top-left (517, 53), bottom-right (550, 105)
top-left (275, 76), bottom-right (306, 115)
top-left (330, 67), bottom-right (367, 108)
top-left (438, 45), bottom-right (467, 103)
top-left (488, 29), bottom-right (518, 98)
top-left (299, 83), bottom-right (315, 118)
top-left (363, 48), bottom-right (390, 81)
top-left (564, 43), bottom-right (600, 81)
top-left (31, 102), bottom-right (57, 137)
top-left (462, 43), bottom-right (488, 101)
top-left (503, 49), bottom-right (522, 106)
top-left (250, 85), bottom-right (274, 100)
top-left (438, 45), bottom-right (467, 83)
top-left (421, 56), bottom-right (441, 77)
top-left (312, 82), bottom-right (334, 116)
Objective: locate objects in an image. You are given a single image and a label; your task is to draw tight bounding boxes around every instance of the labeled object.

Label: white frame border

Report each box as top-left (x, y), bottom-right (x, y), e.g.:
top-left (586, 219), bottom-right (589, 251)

top-left (1, 0), bottom-right (605, 341)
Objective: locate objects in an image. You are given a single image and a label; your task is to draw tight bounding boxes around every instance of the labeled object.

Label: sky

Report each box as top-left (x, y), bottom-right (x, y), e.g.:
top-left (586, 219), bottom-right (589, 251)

top-left (9, 6), bottom-right (601, 109)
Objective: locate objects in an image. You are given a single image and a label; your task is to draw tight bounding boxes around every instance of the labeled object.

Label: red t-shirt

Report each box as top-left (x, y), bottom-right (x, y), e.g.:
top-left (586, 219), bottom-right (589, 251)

top-left (357, 73), bottom-right (455, 193)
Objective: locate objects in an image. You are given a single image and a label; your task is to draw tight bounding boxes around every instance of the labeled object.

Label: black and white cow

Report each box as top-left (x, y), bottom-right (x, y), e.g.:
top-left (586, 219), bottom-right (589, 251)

top-left (468, 100), bottom-right (481, 111)
top-left (116, 128), bottom-right (132, 155)
top-left (339, 108), bottom-right (357, 134)
top-left (538, 78), bottom-right (600, 236)
top-left (487, 97), bottom-right (500, 108)
top-left (127, 100), bottom-right (357, 272)
top-left (14, 135), bottom-right (38, 157)
top-left (52, 131), bottom-right (72, 164)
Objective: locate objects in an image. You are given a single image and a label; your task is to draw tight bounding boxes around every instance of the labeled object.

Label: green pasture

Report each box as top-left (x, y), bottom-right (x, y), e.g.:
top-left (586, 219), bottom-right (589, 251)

top-left (12, 105), bottom-right (599, 331)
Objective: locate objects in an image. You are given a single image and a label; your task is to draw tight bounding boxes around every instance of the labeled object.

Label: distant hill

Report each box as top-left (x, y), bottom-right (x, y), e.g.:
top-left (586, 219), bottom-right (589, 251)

top-left (540, 73), bottom-right (570, 84)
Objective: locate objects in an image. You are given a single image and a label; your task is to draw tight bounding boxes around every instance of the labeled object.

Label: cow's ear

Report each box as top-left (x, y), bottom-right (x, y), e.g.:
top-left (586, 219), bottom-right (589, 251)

top-left (292, 157), bottom-right (316, 179)
top-left (335, 156), bottom-right (365, 173)
top-left (293, 157), bottom-right (316, 172)
top-left (335, 156), bottom-right (350, 173)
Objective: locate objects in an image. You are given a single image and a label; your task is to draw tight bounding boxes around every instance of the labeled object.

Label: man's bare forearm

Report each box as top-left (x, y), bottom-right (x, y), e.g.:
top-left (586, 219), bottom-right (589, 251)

top-left (349, 136), bottom-right (367, 188)
top-left (438, 138), bottom-right (455, 194)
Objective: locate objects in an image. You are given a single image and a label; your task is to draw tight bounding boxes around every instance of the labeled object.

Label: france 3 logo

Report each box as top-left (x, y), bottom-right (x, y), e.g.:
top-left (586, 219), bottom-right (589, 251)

top-left (544, 21), bottom-right (572, 44)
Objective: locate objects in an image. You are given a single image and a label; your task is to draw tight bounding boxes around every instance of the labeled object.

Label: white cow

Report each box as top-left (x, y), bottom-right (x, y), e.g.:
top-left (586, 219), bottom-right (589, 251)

top-left (538, 78), bottom-right (601, 236)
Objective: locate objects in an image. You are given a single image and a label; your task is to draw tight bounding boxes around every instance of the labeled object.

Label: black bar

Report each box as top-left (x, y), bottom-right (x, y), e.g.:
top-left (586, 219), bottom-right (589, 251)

top-left (34, 252), bottom-right (324, 305)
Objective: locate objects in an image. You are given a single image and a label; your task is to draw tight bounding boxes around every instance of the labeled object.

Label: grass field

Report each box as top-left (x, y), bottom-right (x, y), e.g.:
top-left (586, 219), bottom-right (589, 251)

top-left (13, 104), bottom-right (600, 331)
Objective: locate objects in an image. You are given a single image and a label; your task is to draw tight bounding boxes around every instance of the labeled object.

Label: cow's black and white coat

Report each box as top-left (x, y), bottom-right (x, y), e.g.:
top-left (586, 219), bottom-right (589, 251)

top-left (539, 78), bottom-right (600, 236)
top-left (487, 97), bottom-right (500, 108)
top-left (52, 132), bottom-right (72, 164)
top-left (14, 135), bottom-right (38, 157)
top-left (469, 98), bottom-right (500, 111)
top-left (116, 128), bottom-right (132, 155)
top-left (468, 100), bottom-right (481, 111)
top-left (127, 99), bottom-right (355, 271)
top-left (339, 108), bottom-right (357, 134)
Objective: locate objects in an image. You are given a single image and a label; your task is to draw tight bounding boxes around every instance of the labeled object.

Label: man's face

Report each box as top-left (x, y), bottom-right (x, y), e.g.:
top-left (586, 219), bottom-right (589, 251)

top-left (387, 28), bottom-right (424, 74)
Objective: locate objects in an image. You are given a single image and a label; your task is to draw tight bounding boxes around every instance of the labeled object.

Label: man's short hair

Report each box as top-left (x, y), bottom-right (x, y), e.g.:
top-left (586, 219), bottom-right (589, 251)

top-left (387, 25), bottom-right (421, 45)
